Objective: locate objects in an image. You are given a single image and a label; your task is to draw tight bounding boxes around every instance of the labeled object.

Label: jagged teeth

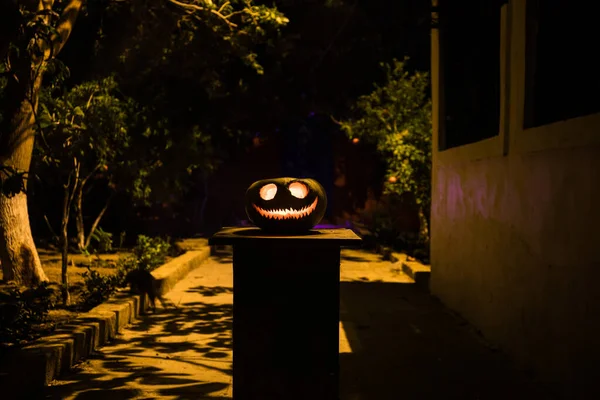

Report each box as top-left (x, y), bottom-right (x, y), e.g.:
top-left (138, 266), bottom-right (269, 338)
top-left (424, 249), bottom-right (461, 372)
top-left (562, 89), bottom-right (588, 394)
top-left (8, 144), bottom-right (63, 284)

top-left (254, 198), bottom-right (318, 220)
top-left (263, 207), bottom-right (311, 219)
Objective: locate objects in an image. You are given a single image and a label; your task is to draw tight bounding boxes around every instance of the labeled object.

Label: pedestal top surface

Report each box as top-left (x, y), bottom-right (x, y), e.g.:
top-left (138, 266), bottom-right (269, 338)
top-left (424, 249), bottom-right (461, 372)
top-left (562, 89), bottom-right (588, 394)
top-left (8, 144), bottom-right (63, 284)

top-left (209, 226), bottom-right (362, 247)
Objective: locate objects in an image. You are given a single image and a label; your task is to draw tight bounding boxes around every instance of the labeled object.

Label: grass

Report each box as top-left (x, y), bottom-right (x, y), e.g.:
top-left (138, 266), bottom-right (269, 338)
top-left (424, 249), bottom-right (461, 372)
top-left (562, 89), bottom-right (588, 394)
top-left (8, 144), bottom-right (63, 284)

top-left (0, 247), bottom-right (136, 333)
top-left (0, 238), bottom-right (209, 347)
top-left (39, 248), bottom-right (129, 301)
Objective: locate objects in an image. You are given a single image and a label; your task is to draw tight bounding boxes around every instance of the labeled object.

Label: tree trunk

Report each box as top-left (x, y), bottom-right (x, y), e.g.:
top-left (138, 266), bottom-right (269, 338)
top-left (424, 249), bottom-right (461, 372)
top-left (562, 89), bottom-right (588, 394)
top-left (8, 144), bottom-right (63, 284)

top-left (0, 193), bottom-right (48, 285)
top-left (0, 0), bottom-right (83, 287)
top-left (0, 71), bottom-right (48, 286)
top-left (199, 175), bottom-right (209, 231)
top-left (60, 183), bottom-right (71, 306)
top-left (59, 166), bottom-right (79, 306)
top-left (74, 184), bottom-right (85, 251)
top-left (84, 192), bottom-right (114, 249)
top-left (418, 203), bottom-right (430, 244)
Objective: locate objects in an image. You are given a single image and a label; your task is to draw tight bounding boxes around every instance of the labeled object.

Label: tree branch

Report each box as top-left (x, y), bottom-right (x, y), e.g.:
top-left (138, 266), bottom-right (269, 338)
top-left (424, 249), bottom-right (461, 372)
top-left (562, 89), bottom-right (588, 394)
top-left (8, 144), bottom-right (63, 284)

top-left (65, 158), bottom-right (80, 218)
top-left (217, 1), bottom-right (230, 13)
top-left (80, 163), bottom-right (101, 187)
top-left (330, 115), bottom-right (342, 125)
top-left (84, 191), bottom-right (114, 249)
top-left (43, 214), bottom-right (60, 242)
top-left (51, 0), bottom-right (84, 57)
top-left (168, 0), bottom-right (239, 28)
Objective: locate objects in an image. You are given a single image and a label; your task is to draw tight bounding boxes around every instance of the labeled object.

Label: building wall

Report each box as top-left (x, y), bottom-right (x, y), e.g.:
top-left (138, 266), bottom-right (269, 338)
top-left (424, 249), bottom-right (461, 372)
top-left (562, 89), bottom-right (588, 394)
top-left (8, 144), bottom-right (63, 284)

top-left (430, 1), bottom-right (600, 393)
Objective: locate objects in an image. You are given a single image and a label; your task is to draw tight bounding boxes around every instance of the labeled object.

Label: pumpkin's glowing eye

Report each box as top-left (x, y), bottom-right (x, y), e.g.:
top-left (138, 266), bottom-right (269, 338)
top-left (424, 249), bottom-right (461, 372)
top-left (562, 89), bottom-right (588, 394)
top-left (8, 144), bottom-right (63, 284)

top-left (259, 183), bottom-right (277, 201)
top-left (288, 182), bottom-right (308, 199)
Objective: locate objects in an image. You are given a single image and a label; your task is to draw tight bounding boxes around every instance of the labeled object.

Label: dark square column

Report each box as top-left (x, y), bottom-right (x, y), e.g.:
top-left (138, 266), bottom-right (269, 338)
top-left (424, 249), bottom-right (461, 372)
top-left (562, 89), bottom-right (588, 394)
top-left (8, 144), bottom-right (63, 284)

top-left (210, 227), bottom-right (361, 400)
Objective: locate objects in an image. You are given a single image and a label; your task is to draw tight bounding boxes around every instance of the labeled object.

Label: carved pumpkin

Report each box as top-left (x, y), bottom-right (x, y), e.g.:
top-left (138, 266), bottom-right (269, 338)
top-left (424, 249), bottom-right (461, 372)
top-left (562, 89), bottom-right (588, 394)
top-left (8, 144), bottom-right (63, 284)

top-left (245, 177), bottom-right (327, 233)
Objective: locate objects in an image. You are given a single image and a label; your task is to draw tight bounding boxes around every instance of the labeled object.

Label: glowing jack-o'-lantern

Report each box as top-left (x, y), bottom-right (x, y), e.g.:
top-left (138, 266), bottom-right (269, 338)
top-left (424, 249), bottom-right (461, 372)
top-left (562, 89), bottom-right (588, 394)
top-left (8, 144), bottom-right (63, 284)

top-left (245, 177), bottom-right (327, 233)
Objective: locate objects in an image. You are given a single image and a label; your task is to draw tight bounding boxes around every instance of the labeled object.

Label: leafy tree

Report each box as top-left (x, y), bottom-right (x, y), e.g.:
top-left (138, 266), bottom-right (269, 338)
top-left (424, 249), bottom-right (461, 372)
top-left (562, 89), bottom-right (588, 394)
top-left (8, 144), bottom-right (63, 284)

top-left (37, 76), bottom-right (133, 246)
top-left (77, 1), bottom-right (290, 232)
top-left (34, 76), bottom-right (133, 303)
top-left (0, 0), bottom-right (288, 286)
top-left (337, 58), bottom-right (432, 239)
top-left (58, 0), bottom-right (430, 234)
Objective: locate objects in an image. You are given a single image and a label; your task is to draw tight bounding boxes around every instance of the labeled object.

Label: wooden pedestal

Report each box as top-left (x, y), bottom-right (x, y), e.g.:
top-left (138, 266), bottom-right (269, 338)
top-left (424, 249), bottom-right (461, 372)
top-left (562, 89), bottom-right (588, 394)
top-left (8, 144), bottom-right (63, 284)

top-left (209, 227), bottom-right (361, 400)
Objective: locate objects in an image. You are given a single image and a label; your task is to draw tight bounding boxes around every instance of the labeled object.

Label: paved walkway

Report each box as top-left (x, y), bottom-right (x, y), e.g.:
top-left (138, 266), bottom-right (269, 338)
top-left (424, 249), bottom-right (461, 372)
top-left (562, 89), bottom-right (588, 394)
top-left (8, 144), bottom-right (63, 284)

top-left (45, 249), bottom-right (557, 399)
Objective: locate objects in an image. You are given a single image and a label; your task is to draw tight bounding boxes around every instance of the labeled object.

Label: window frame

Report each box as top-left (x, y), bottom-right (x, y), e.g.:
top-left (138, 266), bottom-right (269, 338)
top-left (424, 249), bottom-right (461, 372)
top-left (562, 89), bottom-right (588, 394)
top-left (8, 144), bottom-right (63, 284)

top-left (433, 1), bottom-right (511, 165)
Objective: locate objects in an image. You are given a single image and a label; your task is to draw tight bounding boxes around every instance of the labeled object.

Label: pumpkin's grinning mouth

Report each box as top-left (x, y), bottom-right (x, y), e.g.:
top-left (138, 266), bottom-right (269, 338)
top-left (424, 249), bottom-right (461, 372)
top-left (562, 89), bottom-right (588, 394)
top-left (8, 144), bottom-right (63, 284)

top-left (253, 197), bottom-right (318, 220)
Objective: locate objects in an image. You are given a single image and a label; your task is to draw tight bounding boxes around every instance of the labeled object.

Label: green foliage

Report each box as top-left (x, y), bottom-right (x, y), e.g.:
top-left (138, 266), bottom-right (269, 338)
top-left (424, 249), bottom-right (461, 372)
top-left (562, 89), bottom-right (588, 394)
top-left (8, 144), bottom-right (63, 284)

top-left (82, 0), bottom-right (290, 206)
top-left (0, 283), bottom-right (55, 346)
top-left (5, 0), bottom-right (290, 219)
top-left (118, 231), bottom-right (126, 249)
top-left (132, 235), bottom-right (171, 272)
top-left (80, 235), bottom-right (172, 308)
top-left (355, 193), bottom-right (428, 260)
top-left (36, 76), bottom-right (133, 174)
top-left (359, 195), bottom-right (416, 246)
top-left (0, 5), bottom-right (64, 92)
top-left (109, 0), bottom-right (288, 79)
top-left (115, 111), bottom-right (228, 205)
top-left (80, 266), bottom-right (122, 309)
top-left (89, 227), bottom-right (113, 253)
top-left (339, 58), bottom-right (432, 230)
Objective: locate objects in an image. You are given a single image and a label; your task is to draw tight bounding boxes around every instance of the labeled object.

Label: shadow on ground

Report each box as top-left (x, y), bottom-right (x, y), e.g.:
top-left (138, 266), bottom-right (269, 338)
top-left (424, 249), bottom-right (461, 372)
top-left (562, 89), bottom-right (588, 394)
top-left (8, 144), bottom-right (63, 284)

top-left (210, 248), bottom-right (233, 265)
top-left (41, 248), bottom-right (564, 400)
top-left (340, 253), bottom-right (378, 262)
top-left (43, 285), bottom-right (234, 400)
top-left (339, 281), bottom-right (562, 400)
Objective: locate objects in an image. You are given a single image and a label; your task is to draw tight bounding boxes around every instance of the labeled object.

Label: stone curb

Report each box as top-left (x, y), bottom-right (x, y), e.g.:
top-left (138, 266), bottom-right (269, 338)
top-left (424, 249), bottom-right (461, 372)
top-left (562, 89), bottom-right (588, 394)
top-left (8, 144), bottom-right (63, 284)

top-left (154, 247), bottom-right (211, 296)
top-left (0, 246), bottom-right (211, 399)
top-left (391, 252), bottom-right (431, 290)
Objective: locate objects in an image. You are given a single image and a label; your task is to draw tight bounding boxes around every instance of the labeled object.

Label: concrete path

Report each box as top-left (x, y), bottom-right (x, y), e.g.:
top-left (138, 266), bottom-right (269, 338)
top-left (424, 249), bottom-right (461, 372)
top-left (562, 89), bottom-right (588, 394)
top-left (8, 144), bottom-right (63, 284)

top-left (45, 249), bottom-right (558, 400)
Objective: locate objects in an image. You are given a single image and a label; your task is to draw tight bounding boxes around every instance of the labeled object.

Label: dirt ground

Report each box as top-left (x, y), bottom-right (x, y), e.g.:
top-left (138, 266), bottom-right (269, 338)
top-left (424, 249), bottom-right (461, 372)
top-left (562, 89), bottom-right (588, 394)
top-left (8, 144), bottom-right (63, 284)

top-left (1, 248), bottom-right (130, 299)
top-left (0, 248), bottom-right (134, 329)
top-left (1, 238), bottom-right (205, 298)
top-left (0, 239), bottom-right (204, 331)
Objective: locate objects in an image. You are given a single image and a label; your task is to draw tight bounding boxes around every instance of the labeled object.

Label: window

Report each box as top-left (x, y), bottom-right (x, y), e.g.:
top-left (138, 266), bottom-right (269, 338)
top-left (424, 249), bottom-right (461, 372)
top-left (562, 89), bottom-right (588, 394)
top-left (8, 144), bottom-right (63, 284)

top-left (439, 0), bottom-right (504, 150)
top-left (525, 0), bottom-right (600, 128)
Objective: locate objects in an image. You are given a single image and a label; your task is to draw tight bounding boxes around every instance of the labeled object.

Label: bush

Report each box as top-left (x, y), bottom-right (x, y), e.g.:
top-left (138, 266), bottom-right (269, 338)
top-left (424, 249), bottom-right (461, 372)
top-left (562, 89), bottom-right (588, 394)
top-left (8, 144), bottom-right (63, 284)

top-left (133, 235), bottom-right (171, 272)
top-left (0, 282), bottom-right (56, 346)
top-left (355, 192), bottom-right (430, 263)
top-left (339, 58), bottom-right (432, 241)
top-left (79, 235), bottom-right (172, 308)
top-left (356, 194), bottom-right (416, 247)
top-left (89, 227), bottom-right (114, 253)
top-left (80, 267), bottom-right (122, 309)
